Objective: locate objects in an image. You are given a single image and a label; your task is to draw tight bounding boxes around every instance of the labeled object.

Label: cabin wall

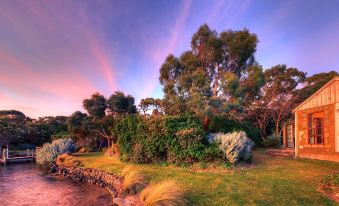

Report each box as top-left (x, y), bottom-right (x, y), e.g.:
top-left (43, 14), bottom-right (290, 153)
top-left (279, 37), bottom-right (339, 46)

top-left (296, 104), bottom-right (339, 162)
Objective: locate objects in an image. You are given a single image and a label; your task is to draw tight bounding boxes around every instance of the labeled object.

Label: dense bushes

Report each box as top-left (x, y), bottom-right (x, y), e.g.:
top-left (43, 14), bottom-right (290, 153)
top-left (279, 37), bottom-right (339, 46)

top-left (36, 138), bottom-right (76, 165)
top-left (114, 114), bottom-right (214, 164)
top-left (208, 131), bottom-right (254, 164)
top-left (208, 116), bottom-right (261, 146)
top-left (262, 133), bottom-right (281, 148)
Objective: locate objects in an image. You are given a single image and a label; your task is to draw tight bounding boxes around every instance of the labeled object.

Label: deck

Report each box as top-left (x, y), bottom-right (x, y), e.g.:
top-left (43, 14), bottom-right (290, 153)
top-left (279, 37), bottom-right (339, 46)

top-left (1, 147), bottom-right (36, 165)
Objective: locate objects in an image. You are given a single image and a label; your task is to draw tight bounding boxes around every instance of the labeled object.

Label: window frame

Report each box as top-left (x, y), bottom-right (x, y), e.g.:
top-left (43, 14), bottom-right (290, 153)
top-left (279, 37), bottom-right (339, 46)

top-left (308, 111), bottom-right (324, 145)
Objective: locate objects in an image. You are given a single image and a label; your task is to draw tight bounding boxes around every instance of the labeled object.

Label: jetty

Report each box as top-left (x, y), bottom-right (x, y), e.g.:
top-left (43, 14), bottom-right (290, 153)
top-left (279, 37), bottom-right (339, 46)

top-left (1, 146), bottom-right (36, 165)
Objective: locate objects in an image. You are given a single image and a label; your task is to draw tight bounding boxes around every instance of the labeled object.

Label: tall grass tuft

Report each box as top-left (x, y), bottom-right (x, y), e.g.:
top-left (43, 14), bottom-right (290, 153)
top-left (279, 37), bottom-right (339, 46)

top-left (121, 166), bottom-right (146, 195)
top-left (140, 180), bottom-right (187, 206)
top-left (55, 153), bottom-right (82, 167)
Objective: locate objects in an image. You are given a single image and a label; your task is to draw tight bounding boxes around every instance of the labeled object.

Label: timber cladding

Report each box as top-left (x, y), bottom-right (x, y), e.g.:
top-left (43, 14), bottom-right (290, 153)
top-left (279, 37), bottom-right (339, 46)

top-left (294, 77), bottom-right (339, 162)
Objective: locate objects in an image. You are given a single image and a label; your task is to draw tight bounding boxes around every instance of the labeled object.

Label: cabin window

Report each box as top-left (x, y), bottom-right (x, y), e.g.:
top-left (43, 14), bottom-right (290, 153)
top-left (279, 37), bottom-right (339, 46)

top-left (308, 112), bottom-right (324, 144)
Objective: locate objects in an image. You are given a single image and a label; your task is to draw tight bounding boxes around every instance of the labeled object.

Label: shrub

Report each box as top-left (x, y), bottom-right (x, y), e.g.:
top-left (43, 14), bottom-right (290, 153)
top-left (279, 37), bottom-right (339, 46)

top-left (36, 138), bottom-right (76, 165)
top-left (208, 116), bottom-right (261, 146)
top-left (55, 154), bottom-right (81, 167)
top-left (114, 114), bottom-right (207, 164)
top-left (113, 114), bottom-right (139, 160)
top-left (52, 138), bottom-right (76, 154)
top-left (121, 166), bottom-right (146, 195)
top-left (262, 133), bottom-right (281, 148)
top-left (209, 131), bottom-right (254, 164)
top-left (200, 142), bottom-right (224, 162)
top-left (36, 143), bottom-right (59, 165)
top-left (164, 115), bottom-right (206, 164)
top-left (140, 180), bottom-right (187, 206)
top-left (167, 127), bottom-right (205, 164)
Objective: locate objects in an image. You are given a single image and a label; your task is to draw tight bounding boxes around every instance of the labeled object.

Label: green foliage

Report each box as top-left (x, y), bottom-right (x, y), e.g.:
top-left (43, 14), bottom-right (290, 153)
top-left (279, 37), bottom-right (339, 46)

top-left (139, 98), bottom-right (163, 114)
top-left (159, 24), bottom-right (260, 118)
top-left (36, 138), bottom-right (76, 165)
top-left (199, 142), bottom-right (224, 162)
top-left (114, 114), bottom-right (213, 164)
top-left (209, 131), bottom-right (254, 164)
top-left (208, 116), bottom-right (261, 145)
top-left (108, 91), bottom-right (137, 114)
top-left (322, 173), bottom-right (339, 187)
top-left (164, 115), bottom-right (206, 164)
top-left (262, 133), bottom-right (281, 148)
top-left (82, 92), bottom-right (107, 118)
top-left (0, 111), bottom-right (68, 146)
top-left (113, 114), bottom-right (140, 159)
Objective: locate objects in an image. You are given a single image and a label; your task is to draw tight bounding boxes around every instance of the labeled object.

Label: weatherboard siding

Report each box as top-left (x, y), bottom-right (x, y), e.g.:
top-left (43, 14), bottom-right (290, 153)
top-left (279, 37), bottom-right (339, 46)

top-left (294, 77), bottom-right (339, 162)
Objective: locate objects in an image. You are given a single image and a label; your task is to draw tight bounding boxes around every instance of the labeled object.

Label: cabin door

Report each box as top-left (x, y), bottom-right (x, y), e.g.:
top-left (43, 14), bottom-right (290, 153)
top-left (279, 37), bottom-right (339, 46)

top-left (286, 124), bottom-right (294, 148)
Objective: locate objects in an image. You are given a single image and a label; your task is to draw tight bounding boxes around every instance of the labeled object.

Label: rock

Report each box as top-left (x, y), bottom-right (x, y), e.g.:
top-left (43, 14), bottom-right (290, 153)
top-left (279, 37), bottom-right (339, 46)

top-left (53, 160), bottom-right (144, 205)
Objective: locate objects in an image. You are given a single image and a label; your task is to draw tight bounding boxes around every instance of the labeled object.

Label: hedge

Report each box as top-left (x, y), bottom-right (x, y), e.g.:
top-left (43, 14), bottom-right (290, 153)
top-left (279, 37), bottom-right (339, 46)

top-left (113, 114), bottom-right (221, 164)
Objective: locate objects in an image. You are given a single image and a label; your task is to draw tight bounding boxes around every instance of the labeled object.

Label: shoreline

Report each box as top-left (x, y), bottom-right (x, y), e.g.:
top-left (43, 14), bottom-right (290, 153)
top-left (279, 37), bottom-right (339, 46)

top-left (51, 163), bottom-right (124, 205)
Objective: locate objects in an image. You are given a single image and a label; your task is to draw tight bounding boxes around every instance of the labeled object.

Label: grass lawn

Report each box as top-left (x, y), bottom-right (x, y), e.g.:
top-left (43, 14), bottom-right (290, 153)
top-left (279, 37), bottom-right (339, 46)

top-left (74, 150), bottom-right (339, 206)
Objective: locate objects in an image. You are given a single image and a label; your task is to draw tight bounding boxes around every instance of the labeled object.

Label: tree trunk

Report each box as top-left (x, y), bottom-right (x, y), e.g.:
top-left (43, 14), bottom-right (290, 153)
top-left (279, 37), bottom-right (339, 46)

top-left (203, 116), bottom-right (210, 131)
top-left (107, 138), bottom-right (112, 148)
top-left (213, 79), bottom-right (219, 97)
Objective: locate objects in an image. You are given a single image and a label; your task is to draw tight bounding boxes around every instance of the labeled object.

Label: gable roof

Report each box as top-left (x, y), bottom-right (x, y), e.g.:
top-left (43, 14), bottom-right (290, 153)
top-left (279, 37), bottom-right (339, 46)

top-left (293, 76), bottom-right (339, 112)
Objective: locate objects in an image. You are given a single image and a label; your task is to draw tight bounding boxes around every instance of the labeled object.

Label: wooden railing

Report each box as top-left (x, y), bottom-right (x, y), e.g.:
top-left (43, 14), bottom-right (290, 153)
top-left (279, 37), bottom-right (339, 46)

top-left (1, 147), bottom-right (36, 165)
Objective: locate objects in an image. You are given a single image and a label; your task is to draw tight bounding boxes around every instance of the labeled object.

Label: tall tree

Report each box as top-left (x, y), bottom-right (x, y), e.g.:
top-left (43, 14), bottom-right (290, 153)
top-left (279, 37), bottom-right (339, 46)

top-left (261, 65), bottom-right (306, 135)
top-left (107, 91), bottom-right (137, 115)
top-left (82, 93), bottom-right (107, 119)
top-left (139, 98), bottom-right (163, 114)
top-left (67, 111), bottom-right (96, 148)
top-left (159, 24), bottom-right (260, 128)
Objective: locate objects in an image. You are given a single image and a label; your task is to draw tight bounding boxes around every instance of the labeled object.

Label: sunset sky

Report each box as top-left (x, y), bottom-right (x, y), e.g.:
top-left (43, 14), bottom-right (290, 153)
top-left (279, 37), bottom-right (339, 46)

top-left (0, 0), bottom-right (338, 118)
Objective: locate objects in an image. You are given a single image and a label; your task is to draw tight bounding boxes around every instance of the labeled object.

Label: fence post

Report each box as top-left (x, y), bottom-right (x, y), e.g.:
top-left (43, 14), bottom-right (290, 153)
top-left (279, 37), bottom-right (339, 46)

top-left (6, 146), bottom-right (9, 159)
top-left (4, 148), bottom-right (8, 165)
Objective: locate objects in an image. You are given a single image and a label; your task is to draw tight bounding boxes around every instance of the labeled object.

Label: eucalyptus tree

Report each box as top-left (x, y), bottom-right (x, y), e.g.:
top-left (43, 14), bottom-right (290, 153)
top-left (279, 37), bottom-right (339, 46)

top-left (139, 97), bottom-right (163, 114)
top-left (159, 24), bottom-right (262, 128)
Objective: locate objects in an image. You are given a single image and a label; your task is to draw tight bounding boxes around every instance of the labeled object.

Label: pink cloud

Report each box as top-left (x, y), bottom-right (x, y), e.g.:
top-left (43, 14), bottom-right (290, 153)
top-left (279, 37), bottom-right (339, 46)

top-left (138, 0), bottom-right (192, 99)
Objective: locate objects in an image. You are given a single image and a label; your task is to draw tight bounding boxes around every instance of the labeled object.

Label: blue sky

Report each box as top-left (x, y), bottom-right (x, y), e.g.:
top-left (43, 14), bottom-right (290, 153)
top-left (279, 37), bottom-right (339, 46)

top-left (0, 0), bottom-right (338, 117)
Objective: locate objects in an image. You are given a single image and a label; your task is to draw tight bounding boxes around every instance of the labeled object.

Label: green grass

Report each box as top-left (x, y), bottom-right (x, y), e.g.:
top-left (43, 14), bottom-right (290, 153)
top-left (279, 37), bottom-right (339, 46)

top-left (74, 150), bottom-right (339, 206)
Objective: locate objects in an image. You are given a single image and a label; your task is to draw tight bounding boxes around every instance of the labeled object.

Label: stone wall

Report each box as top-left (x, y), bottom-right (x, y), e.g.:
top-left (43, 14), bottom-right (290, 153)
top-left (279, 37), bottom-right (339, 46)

top-left (52, 164), bottom-right (124, 198)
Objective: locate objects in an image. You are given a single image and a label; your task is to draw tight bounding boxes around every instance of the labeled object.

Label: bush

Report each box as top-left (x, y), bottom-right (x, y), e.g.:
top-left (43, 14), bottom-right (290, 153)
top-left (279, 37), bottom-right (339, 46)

top-left (52, 138), bottom-right (76, 154)
top-left (262, 133), bottom-right (281, 148)
top-left (114, 114), bottom-right (207, 164)
top-left (36, 138), bottom-right (76, 165)
top-left (200, 142), bottom-right (224, 162)
top-left (140, 180), bottom-right (187, 206)
top-left (209, 131), bottom-right (254, 164)
top-left (208, 116), bottom-right (261, 146)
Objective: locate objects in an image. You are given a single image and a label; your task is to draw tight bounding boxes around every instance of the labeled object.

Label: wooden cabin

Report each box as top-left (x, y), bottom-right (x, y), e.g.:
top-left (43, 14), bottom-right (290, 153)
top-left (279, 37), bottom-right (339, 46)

top-left (284, 76), bottom-right (339, 162)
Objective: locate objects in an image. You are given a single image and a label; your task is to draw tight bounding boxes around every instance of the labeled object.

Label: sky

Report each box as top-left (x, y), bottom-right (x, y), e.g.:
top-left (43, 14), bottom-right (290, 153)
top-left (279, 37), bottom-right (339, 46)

top-left (0, 0), bottom-right (339, 118)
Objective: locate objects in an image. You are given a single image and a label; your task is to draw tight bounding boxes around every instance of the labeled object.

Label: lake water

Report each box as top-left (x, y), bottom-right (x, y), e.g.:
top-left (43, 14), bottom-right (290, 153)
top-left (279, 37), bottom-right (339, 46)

top-left (0, 163), bottom-right (112, 206)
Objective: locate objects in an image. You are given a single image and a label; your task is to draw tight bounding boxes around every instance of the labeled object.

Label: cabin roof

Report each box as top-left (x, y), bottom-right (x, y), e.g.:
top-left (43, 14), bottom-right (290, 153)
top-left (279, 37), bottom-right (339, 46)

top-left (293, 76), bottom-right (339, 112)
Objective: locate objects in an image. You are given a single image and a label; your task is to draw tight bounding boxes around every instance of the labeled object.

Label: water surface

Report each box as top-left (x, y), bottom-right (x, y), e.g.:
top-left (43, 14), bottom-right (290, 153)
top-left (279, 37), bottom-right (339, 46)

top-left (0, 163), bottom-right (112, 206)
